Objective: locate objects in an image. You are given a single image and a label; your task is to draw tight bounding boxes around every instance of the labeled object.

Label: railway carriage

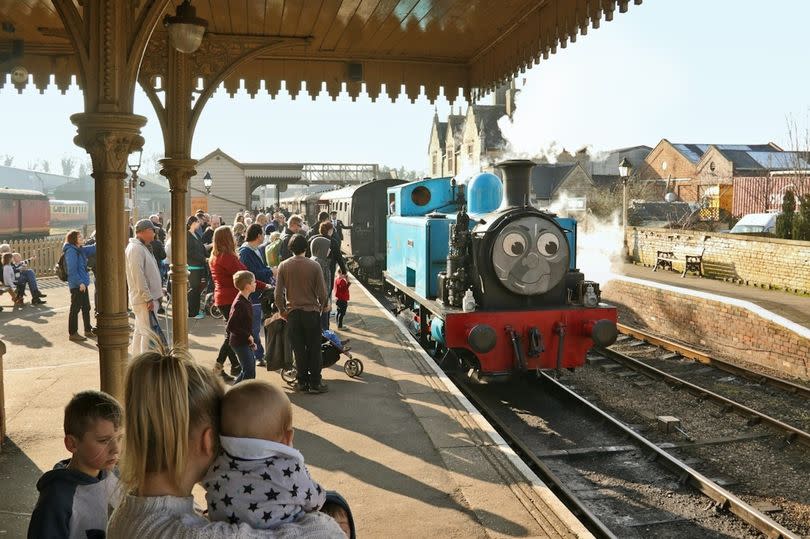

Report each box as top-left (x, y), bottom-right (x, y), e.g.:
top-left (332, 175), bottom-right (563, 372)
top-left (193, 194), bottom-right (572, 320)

top-left (49, 199), bottom-right (89, 226)
top-left (319, 179), bottom-right (405, 277)
top-left (384, 160), bottom-right (617, 379)
top-left (279, 192), bottom-right (323, 225)
top-left (0, 188), bottom-right (50, 239)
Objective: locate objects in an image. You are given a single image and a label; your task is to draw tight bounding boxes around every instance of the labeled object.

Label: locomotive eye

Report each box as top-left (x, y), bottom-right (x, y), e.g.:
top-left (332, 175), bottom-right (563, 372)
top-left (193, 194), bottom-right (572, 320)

top-left (537, 232), bottom-right (560, 257)
top-left (502, 233), bottom-right (526, 257)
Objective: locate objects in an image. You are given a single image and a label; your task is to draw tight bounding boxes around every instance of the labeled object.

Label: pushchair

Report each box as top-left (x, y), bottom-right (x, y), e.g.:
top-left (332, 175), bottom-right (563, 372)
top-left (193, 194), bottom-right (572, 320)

top-left (260, 288), bottom-right (363, 383)
top-left (279, 330), bottom-right (363, 383)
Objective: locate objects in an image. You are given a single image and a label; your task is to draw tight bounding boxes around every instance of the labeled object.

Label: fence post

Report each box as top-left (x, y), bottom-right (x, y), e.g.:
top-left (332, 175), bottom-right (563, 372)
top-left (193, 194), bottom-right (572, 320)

top-left (0, 339), bottom-right (5, 450)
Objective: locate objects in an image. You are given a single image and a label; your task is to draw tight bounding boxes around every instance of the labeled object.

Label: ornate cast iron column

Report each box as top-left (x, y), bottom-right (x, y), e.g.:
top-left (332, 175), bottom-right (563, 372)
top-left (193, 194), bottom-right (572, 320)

top-left (159, 158), bottom-right (197, 347)
top-left (71, 112), bottom-right (146, 399)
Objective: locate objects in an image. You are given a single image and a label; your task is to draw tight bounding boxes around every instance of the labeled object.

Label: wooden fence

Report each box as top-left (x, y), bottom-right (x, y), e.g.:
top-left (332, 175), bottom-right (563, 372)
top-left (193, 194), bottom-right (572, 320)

top-left (3, 237), bottom-right (65, 276)
top-left (1, 224), bottom-right (95, 277)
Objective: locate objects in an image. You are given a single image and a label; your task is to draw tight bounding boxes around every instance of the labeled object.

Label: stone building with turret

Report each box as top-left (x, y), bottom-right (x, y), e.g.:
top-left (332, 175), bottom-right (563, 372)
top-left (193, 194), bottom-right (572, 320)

top-left (428, 82), bottom-right (518, 178)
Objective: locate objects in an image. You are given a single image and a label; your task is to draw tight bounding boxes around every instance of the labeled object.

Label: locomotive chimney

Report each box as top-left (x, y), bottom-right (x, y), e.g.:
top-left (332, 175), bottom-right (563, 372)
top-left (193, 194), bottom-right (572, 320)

top-left (496, 159), bottom-right (534, 211)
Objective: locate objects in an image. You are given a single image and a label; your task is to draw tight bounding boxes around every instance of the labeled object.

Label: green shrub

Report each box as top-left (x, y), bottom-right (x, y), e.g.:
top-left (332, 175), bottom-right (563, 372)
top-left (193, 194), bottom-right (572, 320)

top-left (793, 194), bottom-right (810, 241)
top-left (776, 190), bottom-right (796, 239)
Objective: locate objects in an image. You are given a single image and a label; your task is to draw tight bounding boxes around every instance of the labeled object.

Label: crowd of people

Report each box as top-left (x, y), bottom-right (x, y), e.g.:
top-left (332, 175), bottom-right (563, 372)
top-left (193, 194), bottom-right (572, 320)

top-left (44, 206), bottom-right (351, 393)
top-left (21, 206), bottom-right (358, 537)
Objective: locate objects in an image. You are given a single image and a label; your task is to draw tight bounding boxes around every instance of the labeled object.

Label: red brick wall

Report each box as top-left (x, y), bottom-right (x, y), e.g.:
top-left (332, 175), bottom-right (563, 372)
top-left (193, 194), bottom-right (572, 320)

top-left (602, 279), bottom-right (810, 381)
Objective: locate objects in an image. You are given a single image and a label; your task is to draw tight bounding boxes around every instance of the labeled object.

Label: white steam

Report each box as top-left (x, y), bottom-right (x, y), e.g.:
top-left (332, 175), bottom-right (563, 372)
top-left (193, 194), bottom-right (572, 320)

top-left (573, 208), bottom-right (624, 286)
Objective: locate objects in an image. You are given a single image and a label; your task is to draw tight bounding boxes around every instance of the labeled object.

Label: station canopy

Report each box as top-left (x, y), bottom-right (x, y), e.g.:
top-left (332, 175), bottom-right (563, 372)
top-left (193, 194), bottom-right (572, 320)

top-left (1, 0), bottom-right (642, 102)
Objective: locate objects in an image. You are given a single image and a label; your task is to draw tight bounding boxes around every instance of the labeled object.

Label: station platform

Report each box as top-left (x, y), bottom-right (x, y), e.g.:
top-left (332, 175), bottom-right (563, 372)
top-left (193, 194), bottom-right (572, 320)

top-left (0, 277), bottom-right (590, 538)
top-left (616, 261), bottom-right (810, 330)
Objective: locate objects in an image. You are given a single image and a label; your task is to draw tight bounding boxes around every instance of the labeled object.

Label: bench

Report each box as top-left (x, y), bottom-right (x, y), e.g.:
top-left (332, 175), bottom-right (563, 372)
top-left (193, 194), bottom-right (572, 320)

top-left (0, 284), bottom-right (20, 312)
top-left (652, 250), bottom-right (703, 278)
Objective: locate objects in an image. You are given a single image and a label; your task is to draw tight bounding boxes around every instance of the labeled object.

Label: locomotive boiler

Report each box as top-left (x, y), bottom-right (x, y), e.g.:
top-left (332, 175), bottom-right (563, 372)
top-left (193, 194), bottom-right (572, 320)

top-left (384, 159), bottom-right (617, 379)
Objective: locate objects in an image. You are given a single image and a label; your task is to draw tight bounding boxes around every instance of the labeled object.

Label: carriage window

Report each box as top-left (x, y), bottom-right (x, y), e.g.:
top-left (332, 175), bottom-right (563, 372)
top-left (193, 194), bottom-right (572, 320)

top-left (410, 186), bottom-right (431, 206)
top-left (388, 193), bottom-right (396, 214)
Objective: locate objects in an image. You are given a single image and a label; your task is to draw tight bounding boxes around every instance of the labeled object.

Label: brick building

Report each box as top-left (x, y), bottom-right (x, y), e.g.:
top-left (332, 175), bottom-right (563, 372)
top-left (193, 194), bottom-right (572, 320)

top-left (639, 140), bottom-right (808, 218)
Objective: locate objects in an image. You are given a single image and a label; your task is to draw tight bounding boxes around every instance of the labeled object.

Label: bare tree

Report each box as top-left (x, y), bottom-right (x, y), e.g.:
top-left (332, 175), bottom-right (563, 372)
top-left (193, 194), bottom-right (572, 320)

top-left (61, 156), bottom-right (76, 177)
top-left (40, 159), bottom-right (50, 173)
top-left (2, 155), bottom-right (13, 167)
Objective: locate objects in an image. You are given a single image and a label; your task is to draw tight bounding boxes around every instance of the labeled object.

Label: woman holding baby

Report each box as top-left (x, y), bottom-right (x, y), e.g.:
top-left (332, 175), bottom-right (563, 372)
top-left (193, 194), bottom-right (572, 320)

top-left (107, 348), bottom-right (352, 537)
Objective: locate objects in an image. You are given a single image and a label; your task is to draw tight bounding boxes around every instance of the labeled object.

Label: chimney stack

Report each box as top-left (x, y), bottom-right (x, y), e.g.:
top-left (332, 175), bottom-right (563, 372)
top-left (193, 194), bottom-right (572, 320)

top-left (496, 159), bottom-right (534, 211)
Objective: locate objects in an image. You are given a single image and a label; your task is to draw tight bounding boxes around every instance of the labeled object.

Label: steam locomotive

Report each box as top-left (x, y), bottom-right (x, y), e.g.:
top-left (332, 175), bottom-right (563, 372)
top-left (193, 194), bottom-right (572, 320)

top-left (384, 160), bottom-right (617, 379)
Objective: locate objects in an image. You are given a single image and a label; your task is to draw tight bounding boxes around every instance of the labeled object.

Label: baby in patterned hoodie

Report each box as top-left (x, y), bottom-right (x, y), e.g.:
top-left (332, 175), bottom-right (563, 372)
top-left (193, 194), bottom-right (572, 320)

top-left (203, 380), bottom-right (326, 528)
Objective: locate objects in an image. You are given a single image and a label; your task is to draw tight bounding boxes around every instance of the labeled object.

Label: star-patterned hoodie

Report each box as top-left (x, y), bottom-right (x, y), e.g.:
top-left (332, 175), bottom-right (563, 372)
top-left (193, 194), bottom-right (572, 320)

top-left (203, 436), bottom-right (326, 529)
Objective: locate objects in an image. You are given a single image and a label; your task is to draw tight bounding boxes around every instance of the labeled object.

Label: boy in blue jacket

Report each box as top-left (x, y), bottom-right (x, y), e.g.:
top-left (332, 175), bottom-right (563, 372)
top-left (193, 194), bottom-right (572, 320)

top-left (28, 390), bottom-right (122, 538)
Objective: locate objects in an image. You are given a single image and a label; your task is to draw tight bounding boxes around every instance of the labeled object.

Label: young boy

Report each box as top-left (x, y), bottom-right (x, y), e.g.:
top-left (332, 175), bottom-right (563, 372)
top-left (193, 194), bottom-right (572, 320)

top-left (227, 270), bottom-right (258, 384)
top-left (334, 268), bottom-right (351, 329)
top-left (28, 390), bottom-right (122, 539)
top-left (203, 380), bottom-right (326, 529)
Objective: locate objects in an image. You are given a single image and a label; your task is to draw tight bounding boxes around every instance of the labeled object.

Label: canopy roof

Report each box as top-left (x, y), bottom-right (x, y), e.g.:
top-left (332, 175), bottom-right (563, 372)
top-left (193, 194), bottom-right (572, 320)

top-left (1, 0), bottom-right (643, 101)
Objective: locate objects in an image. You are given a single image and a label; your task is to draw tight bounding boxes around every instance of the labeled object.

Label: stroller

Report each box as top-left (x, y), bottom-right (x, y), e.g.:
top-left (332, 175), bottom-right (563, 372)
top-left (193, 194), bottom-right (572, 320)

top-left (260, 288), bottom-right (363, 383)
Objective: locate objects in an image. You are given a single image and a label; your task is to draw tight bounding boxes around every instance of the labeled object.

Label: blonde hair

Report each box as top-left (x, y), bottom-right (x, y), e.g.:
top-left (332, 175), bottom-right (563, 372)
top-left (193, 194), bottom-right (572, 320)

top-left (269, 231), bottom-right (281, 242)
top-left (120, 346), bottom-right (224, 493)
top-left (211, 226), bottom-right (236, 259)
top-left (221, 380), bottom-right (292, 441)
top-left (232, 222), bottom-right (246, 235)
top-left (233, 270), bottom-right (255, 291)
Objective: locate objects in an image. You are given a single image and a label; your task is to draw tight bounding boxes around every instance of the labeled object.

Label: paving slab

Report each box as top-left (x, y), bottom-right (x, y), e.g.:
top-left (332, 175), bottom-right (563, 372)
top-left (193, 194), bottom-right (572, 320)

top-left (0, 277), bottom-right (591, 538)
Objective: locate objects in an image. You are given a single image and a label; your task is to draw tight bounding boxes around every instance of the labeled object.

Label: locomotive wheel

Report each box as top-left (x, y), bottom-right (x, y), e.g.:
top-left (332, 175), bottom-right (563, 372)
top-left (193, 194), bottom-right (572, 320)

top-left (344, 358), bottom-right (363, 378)
top-left (281, 368), bottom-right (297, 384)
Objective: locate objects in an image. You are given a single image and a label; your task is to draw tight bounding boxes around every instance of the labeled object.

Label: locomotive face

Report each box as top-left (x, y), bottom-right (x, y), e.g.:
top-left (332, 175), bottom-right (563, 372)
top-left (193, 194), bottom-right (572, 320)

top-left (491, 215), bottom-right (569, 295)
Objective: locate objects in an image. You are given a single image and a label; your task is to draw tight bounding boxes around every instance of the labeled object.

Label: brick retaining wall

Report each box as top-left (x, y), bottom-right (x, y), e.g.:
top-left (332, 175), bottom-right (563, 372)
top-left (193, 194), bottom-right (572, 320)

top-left (625, 227), bottom-right (810, 294)
top-left (602, 278), bottom-right (810, 381)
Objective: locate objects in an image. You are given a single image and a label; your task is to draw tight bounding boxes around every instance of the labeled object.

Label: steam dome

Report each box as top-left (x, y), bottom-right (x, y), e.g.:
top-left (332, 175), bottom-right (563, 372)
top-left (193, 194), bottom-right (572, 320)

top-left (466, 172), bottom-right (502, 214)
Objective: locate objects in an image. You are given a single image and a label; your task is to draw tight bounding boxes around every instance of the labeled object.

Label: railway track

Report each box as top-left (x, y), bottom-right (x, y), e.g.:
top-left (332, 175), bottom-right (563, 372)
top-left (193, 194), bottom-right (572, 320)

top-left (616, 323), bottom-right (810, 400)
top-left (595, 328), bottom-right (810, 449)
top-left (369, 280), bottom-right (807, 536)
top-left (450, 373), bottom-right (798, 538)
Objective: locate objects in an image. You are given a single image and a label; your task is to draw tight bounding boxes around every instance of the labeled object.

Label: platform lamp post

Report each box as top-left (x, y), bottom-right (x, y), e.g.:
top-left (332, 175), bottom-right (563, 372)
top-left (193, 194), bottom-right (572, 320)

top-left (128, 149), bottom-right (143, 223)
top-left (619, 157), bottom-right (632, 231)
top-left (203, 171), bottom-right (213, 195)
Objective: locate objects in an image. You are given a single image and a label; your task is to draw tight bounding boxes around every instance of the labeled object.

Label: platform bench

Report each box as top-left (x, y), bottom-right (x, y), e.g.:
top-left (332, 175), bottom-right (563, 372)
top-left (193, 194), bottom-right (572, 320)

top-left (653, 250), bottom-right (703, 278)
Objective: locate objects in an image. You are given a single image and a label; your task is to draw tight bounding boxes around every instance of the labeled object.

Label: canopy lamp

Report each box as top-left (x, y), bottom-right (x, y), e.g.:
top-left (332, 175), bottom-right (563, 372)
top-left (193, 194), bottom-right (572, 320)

top-left (164, 0), bottom-right (208, 54)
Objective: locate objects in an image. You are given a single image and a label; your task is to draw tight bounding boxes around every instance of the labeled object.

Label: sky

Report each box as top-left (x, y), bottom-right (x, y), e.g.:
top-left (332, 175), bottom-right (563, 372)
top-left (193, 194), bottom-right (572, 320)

top-left (1, 0), bottom-right (809, 177)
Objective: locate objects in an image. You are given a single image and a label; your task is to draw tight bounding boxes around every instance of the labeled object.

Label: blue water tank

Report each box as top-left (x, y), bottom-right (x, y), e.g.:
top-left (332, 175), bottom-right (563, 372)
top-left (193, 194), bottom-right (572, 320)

top-left (466, 173), bottom-right (502, 214)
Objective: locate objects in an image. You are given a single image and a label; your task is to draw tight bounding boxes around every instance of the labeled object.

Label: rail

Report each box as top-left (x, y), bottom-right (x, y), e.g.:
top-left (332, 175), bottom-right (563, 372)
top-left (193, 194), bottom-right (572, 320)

top-left (448, 373), bottom-right (616, 539)
top-left (541, 372), bottom-right (799, 539)
top-left (595, 345), bottom-right (810, 449)
top-left (617, 323), bottom-right (810, 400)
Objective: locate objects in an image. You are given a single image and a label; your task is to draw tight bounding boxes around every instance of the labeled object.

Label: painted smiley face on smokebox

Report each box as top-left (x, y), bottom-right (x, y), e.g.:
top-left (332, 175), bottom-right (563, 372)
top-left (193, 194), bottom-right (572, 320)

top-left (491, 216), bottom-right (568, 295)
